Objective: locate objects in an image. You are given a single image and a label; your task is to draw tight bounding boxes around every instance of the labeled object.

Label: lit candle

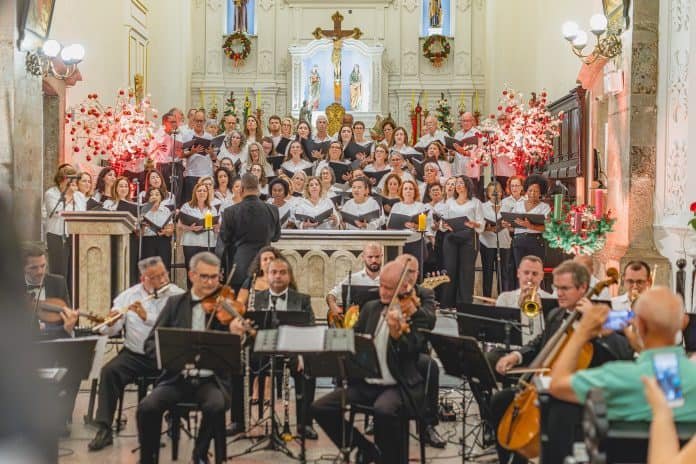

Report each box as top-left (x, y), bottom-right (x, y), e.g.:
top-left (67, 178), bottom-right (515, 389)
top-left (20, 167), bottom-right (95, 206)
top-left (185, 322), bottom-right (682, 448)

top-left (553, 194), bottom-right (563, 221)
top-left (474, 90), bottom-right (480, 113)
top-left (573, 210), bottom-right (582, 233)
top-left (594, 189), bottom-right (605, 218)
top-left (418, 212), bottom-right (427, 232)
top-left (204, 210), bottom-right (213, 229)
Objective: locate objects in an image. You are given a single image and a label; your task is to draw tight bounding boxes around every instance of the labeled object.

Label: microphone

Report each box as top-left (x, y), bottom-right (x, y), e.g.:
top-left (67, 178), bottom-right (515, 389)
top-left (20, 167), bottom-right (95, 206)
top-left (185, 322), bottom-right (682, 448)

top-left (555, 180), bottom-right (569, 194)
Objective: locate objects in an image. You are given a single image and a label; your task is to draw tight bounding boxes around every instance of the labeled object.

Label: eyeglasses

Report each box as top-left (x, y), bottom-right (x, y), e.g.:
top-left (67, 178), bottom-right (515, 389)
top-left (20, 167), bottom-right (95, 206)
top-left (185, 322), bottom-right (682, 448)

top-left (625, 279), bottom-right (648, 286)
top-left (194, 272), bottom-right (219, 281)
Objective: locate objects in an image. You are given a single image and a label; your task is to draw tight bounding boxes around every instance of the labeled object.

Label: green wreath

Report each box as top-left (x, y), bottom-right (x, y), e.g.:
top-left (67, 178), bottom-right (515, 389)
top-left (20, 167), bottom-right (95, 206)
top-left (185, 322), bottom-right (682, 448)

top-left (543, 203), bottom-right (615, 255)
top-left (423, 35), bottom-right (451, 68)
top-left (222, 32), bottom-right (252, 67)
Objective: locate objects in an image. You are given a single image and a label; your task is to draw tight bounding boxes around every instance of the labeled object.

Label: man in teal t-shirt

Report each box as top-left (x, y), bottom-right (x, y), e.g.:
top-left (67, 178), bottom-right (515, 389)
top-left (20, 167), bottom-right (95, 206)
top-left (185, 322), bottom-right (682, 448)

top-left (550, 287), bottom-right (696, 422)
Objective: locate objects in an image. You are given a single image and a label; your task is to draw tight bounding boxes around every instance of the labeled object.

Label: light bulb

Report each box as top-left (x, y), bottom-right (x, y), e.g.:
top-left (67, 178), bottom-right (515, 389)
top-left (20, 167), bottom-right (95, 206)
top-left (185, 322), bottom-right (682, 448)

top-left (60, 45), bottom-right (74, 63)
top-left (572, 30), bottom-right (588, 50)
top-left (589, 14), bottom-right (608, 35)
top-left (42, 39), bottom-right (61, 58)
top-left (562, 21), bottom-right (579, 41)
top-left (70, 44), bottom-right (85, 62)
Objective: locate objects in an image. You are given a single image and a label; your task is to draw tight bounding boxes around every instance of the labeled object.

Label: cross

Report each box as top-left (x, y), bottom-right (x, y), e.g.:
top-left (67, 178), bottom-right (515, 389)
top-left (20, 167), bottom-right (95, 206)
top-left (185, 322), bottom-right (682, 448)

top-left (312, 11), bottom-right (363, 103)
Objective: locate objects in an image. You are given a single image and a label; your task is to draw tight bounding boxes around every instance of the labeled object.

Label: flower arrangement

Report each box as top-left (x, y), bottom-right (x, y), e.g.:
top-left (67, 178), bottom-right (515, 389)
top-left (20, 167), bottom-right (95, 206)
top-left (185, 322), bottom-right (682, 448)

top-left (65, 89), bottom-right (158, 173)
top-left (544, 202), bottom-right (615, 255)
top-left (222, 31), bottom-right (252, 67)
top-left (689, 202), bottom-right (696, 231)
top-left (422, 35), bottom-right (451, 67)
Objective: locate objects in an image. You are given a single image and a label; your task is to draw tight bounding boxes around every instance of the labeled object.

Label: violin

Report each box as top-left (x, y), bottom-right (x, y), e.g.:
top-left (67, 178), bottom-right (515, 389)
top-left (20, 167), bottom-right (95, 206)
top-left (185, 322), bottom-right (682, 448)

top-left (201, 285), bottom-right (256, 336)
top-left (32, 297), bottom-right (104, 324)
top-left (387, 257), bottom-right (419, 335)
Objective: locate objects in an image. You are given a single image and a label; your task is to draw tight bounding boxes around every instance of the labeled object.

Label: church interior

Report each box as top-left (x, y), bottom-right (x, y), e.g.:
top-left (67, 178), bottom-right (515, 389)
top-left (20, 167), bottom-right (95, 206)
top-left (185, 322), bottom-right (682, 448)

top-left (3, 0), bottom-right (696, 463)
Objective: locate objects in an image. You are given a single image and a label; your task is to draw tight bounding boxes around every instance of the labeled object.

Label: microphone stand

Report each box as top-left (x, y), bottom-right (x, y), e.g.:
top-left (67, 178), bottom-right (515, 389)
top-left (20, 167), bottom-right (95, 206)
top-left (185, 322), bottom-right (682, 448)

top-left (491, 160), bottom-right (502, 296)
top-left (168, 129), bottom-right (179, 281)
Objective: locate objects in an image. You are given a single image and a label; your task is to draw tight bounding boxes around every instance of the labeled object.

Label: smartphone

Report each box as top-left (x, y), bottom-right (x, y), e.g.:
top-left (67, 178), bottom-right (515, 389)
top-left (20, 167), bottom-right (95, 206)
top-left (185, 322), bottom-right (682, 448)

top-left (652, 352), bottom-right (685, 408)
top-left (603, 309), bottom-right (634, 331)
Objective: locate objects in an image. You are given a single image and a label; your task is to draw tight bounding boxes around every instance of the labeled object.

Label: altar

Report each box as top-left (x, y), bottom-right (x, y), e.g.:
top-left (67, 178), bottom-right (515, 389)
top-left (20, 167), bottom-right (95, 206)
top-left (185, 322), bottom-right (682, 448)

top-left (276, 230), bottom-right (410, 319)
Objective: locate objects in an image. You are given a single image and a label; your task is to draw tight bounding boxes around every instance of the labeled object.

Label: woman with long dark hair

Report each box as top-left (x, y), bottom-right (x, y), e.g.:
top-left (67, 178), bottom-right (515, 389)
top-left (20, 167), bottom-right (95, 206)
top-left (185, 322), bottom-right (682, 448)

top-left (93, 167), bottom-right (117, 203)
top-left (507, 174), bottom-right (550, 271)
top-left (141, 186), bottom-right (174, 267)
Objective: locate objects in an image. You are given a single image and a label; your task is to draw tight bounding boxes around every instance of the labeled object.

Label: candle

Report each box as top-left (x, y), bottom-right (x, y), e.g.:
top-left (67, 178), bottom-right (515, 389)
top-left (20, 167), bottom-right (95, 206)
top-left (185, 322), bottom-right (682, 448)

top-left (418, 212), bottom-right (427, 232)
top-left (474, 90), bottom-right (480, 113)
top-left (553, 194), bottom-right (563, 221)
top-left (573, 210), bottom-right (582, 233)
top-left (204, 210), bottom-right (213, 229)
top-left (423, 91), bottom-right (428, 109)
top-left (594, 189), bottom-right (605, 218)
top-left (411, 90), bottom-right (415, 110)
top-left (256, 89), bottom-right (261, 109)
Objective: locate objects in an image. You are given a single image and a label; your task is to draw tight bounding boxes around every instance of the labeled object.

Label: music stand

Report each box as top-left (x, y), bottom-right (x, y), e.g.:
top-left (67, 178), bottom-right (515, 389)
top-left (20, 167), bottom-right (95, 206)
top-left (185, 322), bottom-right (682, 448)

top-left (155, 327), bottom-right (242, 373)
top-left (421, 330), bottom-right (498, 464)
top-left (454, 303), bottom-right (524, 350)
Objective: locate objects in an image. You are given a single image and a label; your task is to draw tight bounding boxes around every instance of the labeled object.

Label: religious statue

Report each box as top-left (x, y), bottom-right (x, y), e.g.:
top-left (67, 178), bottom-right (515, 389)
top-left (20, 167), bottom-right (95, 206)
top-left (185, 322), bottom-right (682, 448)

top-left (133, 73), bottom-right (144, 104)
top-left (331, 42), bottom-right (342, 87)
top-left (234, 0), bottom-right (248, 33)
top-left (429, 0), bottom-right (442, 28)
top-left (299, 100), bottom-right (312, 126)
top-left (349, 64), bottom-right (362, 110)
top-left (309, 64), bottom-right (321, 111)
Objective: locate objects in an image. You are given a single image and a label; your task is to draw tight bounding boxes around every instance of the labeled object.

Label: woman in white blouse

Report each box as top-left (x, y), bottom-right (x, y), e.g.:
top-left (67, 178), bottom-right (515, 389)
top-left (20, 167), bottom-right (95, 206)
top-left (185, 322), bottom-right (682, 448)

top-left (76, 171), bottom-right (93, 198)
top-left (281, 140), bottom-right (313, 177)
top-left (480, 181), bottom-right (512, 297)
top-left (440, 175), bottom-right (485, 307)
top-left (139, 169), bottom-right (175, 209)
top-left (363, 143), bottom-right (390, 178)
top-left (214, 167), bottom-right (236, 212)
top-left (341, 177), bottom-right (384, 230)
top-left (249, 163), bottom-right (270, 198)
top-left (315, 141), bottom-right (350, 183)
top-left (243, 114), bottom-right (263, 146)
top-left (242, 141), bottom-right (275, 178)
top-left (387, 179), bottom-right (427, 262)
top-left (178, 180), bottom-right (220, 282)
top-left (501, 175), bottom-right (526, 212)
top-left (44, 165), bottom-right (86, 279)
top-left (423, 141), bottom-right (452, 183)
top-left (377, 151), bottom-right (414, 192)
top-left (219, 130), bottom-right (247, 167)
top-left (504, 174), bottom-right (550, 273)
top-left (293, 176), bottom-right (340, 230)
top-left (141, 186), bottom-right (175, 267)
top-left (102, 177), bottom-right (132, 210)
top-left (268, 178), bottom-right (293, 228)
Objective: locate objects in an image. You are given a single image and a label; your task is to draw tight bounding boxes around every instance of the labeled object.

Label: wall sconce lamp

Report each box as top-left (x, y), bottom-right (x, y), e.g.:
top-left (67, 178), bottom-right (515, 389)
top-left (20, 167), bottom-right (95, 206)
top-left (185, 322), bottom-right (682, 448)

top-left (561, 14), bottom-right (621, 65)
top-left (25, 40), bottom-right (85, 79)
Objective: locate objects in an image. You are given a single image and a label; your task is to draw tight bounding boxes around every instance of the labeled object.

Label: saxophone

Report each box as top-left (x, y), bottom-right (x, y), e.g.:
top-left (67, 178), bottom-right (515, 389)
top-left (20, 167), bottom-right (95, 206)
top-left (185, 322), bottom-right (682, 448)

top-left (243, 273), bottom-right (257, 435)
top-left (280, 358), bottom-right (293, 441)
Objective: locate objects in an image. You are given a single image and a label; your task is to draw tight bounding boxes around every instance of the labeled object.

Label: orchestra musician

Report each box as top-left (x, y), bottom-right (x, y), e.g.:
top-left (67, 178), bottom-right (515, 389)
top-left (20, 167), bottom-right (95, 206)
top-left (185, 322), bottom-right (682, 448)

top-left (231, 256), bottom-right (318, 439)
top-left (611, 260), bottom-right (653, 309)
top-left (88, 257), bottom-right (184, 451)
top-left (489, 260), bottom-right (633, 464)
top-left (311, 257), bottom-right (430, 464)
top-left (136, 252), bottom-right (233, 464)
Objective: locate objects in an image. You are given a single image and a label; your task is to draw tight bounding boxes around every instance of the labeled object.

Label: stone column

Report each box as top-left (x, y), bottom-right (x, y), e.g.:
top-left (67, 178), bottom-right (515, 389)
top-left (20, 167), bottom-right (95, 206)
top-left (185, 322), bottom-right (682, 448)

top-left (613, 0), bottom-right (671, 283)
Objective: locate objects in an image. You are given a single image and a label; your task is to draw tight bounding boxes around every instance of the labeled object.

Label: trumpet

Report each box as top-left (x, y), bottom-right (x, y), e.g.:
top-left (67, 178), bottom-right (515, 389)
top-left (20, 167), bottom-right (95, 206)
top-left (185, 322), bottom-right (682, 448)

top-left (520, 283), bottom-right (541, 318)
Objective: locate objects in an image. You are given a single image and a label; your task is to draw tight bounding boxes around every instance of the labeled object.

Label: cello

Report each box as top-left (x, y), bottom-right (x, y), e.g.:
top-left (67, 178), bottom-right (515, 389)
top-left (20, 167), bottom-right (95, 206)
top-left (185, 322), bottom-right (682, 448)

top-left (497, 268), bottom-right (619, 459)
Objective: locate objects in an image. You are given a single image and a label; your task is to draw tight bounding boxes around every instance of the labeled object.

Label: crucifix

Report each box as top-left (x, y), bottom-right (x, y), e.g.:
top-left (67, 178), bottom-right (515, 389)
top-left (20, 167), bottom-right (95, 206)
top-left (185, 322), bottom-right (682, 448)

top-left (312, 11), bottom-right (362, 103)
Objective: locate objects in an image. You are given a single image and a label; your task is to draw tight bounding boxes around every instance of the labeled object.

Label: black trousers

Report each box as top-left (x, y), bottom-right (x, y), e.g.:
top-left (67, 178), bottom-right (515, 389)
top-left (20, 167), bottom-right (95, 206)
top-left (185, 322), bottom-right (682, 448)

top-left (441, 230), bottom-right (478, 308)
top-left (417, 354), bottom-right (439, 426)
top-left (312, 381), bottom-right (408, 464)
top-left (480, 244), bottom-right (512, 297)
top-left (137, 377), bottom-right (229, 464)
top-left (512, 233), bottom-right (546, 273)
top-left (142, 236), bottom-right (173, 271)
top-left (94, 348), bottom-right (159, 428)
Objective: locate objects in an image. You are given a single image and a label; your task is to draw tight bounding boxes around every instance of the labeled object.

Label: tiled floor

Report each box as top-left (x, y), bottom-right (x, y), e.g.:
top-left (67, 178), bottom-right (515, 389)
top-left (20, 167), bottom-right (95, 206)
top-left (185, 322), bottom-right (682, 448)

top-left (58, 384), bottom-right (496, 463)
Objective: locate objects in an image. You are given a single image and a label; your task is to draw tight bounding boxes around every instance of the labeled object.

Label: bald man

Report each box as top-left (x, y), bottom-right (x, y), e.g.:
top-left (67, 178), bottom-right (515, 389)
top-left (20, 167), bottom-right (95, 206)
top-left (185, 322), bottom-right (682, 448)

top-left (452, 112), bottom-right (483, 199)
top-left (313, 257), bottom-right (430, 463)
top-left (550, 287), bottom-right (696, 422)
top-left (415, 114), bottom-right (447, 149)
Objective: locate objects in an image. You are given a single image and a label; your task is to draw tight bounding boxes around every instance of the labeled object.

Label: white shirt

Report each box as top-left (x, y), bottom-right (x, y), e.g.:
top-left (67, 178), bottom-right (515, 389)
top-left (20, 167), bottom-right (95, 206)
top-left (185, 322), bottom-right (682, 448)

top-left (329, 269), bottom-right (380, 306)
top-left (415, 130), bottom-right (447, 148)
top-left (341, 197), bottom-right (384, 230)
top-left (512, 200), bottom-right (551, 235)
top-left (182, 131), bottom-right (213, 178)
top-left (501, 195), bottom-right (523, 213)
top-left (142, 204), bottom-right (174, 237)
top-left (365, 314), bottom-right (398, 386)
top-left (189, 289), bottom-right (214, 377)
top-left (148, 127), bottom-right (182, 164)
top-left (281, 159), bottom-right (313, 176)
top-left (218, 149), bottom-right (248, 169)
top-left (293, 197), bottom-right (339, 230)
top-left (480, 201), bottom-right (512, 249)
top-left (442, 197), bottom-right (485, 234)
top-left (313, 134), bottom-right (332, 143)
top-left (388, 201), bottom-right (427, 243)
top-left (268, 290), bottom-right (289, 312)
top-left (214, 190), bottom-right (237, 212)
top-left (268, 199), bottom-right (293, 228)
top-left (611, 293), bottom-right (631, 310)
top-left (377, 170), bottom-right (414, 193)
top-left (453, 128), bottom-right (482, 178)
top-left (101, 283), bottom-right (185, 354)
top-left (179, 203), bottom-right (219, 247)
top-left (496, 288), bottom-right (553, 344)
top-left (43, 187), bottom-right (86, 236)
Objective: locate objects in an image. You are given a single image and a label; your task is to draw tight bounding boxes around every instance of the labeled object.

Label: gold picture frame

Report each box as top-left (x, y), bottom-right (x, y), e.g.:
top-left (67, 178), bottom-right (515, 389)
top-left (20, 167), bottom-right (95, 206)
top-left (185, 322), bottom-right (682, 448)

top-left (602, 0), bottom-right (630, 34)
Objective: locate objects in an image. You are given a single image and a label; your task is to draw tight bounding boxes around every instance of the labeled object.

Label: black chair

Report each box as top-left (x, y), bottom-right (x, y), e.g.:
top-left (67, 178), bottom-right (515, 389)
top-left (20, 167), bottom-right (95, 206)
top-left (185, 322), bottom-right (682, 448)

top-left (169, 402), bottom-right (226, 463)
top-left (348, 403), bottom-right (426, 463)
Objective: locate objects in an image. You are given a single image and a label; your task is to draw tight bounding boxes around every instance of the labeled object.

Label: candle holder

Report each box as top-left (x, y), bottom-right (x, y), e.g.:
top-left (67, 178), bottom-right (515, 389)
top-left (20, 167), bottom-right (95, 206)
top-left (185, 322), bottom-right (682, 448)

top-left (543, 201), bottom-right (615, 255)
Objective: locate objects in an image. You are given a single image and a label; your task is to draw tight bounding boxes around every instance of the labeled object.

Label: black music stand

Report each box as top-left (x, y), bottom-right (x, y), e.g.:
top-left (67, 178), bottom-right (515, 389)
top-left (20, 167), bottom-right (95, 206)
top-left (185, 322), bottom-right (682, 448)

top-left (454, 303), bottom-right (524, 350)
top-left (421, 330), bottom-right (498, 464)
top-left (155, 327), bottom-right (242, 373)
top-left (303, 333), bottom-right (380, 464)
top-left (243, 310), bottom-right (312, 460)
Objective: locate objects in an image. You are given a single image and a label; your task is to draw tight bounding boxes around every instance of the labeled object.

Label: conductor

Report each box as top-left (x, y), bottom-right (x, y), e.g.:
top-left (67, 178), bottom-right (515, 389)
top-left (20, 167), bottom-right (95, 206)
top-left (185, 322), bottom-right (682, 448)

top-left (219, 173), bottom-right (281, 290)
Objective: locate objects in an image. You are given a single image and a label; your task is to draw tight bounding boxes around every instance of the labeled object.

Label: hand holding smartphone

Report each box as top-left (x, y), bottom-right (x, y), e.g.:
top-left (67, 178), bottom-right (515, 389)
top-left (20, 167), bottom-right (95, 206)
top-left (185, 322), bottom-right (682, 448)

top-left (602, 309), bottom-right (634, 331)
top-left (652, 352), bottom-right (685, 408)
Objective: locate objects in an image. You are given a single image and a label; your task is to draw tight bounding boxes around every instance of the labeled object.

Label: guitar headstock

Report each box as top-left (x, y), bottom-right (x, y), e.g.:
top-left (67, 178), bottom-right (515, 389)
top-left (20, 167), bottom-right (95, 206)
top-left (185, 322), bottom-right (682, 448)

top-left (421, 271), bottom-right (451, 290)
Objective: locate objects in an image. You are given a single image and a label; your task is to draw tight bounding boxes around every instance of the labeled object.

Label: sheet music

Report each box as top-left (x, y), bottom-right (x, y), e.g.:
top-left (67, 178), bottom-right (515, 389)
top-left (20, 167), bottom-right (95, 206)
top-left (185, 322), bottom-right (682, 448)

top-left (277, 326), bottom-right (326, 352)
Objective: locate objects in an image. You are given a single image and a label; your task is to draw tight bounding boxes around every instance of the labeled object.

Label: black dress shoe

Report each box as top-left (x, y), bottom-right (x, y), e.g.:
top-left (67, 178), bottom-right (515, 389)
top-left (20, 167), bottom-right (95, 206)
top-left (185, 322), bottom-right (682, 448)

top-left (423, 424), bottom-right (446, 448)
top-left (364, 417), bottom-right (374, 435)
top-left (88, 425), bottom-right (113, 451)
top-left (225, 422), bottom-right (244, 437)
top-left (299, 425), bottom-right (318, 440)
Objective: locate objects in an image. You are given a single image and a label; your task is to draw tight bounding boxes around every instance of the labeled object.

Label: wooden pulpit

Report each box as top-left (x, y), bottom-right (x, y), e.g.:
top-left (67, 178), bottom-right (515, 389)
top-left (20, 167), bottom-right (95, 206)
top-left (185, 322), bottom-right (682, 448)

top-left (63, 211), bottom-right (137, 317)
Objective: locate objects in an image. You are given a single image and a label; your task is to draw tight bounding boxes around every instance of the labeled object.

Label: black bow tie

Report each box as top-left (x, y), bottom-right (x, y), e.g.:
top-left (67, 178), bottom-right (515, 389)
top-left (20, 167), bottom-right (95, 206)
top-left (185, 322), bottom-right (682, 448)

top-left (270, 292), bottom-right (287, 301)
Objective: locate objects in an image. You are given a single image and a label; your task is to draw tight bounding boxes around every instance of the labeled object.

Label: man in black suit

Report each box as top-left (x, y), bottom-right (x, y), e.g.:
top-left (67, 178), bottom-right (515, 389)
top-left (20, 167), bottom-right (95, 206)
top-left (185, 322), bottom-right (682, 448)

top-left (489, 260), bottom-right (633, 464)
top-left (23, 244), bottom-right (78, 339)
top-left (311, 257), bottom-right (429, 464)
top-left (232, 256), bottom-right (318, 439)
top-left (219, 173), bottom-right (280, 290)
top-left (136, 251), bottom-right (235, 464)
